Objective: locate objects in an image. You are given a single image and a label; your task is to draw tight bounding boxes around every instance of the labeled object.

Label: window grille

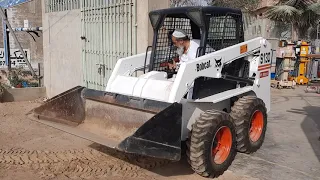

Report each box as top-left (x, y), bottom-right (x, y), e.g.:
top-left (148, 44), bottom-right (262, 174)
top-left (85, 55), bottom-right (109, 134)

top-left (206, 14), bottom-right (242, 54)
top-left (45, 0), bottom-right (80, 13)
top-left (151, 17), bottom-right (194, 72)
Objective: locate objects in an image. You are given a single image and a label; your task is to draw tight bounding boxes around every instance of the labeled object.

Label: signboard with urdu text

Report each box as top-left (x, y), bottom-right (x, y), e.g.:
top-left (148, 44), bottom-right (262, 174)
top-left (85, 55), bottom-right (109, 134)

top-left (0, 48), bottom-right (30, 68)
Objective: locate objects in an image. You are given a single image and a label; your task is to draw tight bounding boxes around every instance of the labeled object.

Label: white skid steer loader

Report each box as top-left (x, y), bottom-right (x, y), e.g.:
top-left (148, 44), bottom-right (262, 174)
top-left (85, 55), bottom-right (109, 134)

top-left (28, 6), bottom-right (272, 178)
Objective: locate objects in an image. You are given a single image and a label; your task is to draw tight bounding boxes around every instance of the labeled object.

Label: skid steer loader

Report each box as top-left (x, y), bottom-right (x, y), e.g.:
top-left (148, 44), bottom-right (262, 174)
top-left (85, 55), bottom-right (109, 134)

top-left (28, 6), bottom-right (271, 178)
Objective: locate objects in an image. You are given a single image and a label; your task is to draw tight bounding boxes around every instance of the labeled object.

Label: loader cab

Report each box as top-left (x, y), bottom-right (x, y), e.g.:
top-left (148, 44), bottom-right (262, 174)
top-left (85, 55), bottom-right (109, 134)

top-left (147, 6), bottom-right (244, 75)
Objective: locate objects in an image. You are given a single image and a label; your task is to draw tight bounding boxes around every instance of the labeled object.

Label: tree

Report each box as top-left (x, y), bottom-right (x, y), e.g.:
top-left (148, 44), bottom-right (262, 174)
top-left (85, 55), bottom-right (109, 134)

top-left (208, 0), bottom-right (260, 11)
top-left (265, 0), bottom-right (320, 40)
top-left (171, 0), bottom-right (260, 11)
top-left (170, 0), bottom-right (209, 7)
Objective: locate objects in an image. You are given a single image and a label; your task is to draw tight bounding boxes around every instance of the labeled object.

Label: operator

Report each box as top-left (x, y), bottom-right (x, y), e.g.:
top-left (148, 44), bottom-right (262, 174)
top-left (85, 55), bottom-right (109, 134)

top-left (167, 29), bottom-right (201, 99)
top-left (167, 29), bottom-right (215, 99)
top-left (168, 28), bottom-right (200, 70)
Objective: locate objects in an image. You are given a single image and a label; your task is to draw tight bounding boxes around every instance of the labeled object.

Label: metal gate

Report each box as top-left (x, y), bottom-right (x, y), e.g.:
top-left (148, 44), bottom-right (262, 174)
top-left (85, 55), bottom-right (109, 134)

top-left (81, 0), bottom-right (137, 90)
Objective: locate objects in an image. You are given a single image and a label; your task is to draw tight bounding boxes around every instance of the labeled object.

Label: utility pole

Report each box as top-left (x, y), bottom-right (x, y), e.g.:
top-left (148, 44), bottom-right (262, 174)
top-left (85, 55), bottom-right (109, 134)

top-left (316, 20), bottom-right (320, 54)
top-left (2, 8), bottom-right (11, 70)
top-left (0, 7), bottom-right (36, 77)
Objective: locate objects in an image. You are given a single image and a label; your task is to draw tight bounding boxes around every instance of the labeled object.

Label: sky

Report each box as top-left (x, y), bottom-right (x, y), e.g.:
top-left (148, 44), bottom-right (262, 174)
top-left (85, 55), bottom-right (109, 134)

top-left (0, 0), bottom-right (31, 8)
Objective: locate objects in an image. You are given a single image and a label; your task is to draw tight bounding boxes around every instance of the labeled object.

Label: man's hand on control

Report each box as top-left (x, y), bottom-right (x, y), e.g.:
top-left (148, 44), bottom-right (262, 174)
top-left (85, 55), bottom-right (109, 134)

top-left (168, 59), bottom-right (177, 70)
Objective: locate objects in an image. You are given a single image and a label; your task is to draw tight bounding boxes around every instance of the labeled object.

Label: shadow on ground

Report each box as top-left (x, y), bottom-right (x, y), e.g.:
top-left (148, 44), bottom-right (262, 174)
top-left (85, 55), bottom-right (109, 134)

top-left (89, 142), bottom-right (196, 177)
top-left (287, 106), bottom-right (320, 162)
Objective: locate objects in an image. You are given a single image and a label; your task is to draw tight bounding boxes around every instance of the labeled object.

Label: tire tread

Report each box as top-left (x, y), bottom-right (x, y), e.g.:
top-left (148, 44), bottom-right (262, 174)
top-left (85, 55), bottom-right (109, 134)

top-left (230, 96), bottom-right (267, 153)
top-left (186, 111), bottom-right (237, 178)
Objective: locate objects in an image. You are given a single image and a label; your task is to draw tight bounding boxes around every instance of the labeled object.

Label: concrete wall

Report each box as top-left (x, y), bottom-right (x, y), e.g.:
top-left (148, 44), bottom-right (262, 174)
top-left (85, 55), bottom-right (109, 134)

top-left (0, 0), bottom-right (43, 68)
top-left (42, 7), bottom-right (82, 97)
top-left (243, 12), bottom-right (275, 40)
top-left (137, 0), bottom-right (170, 54)
top-left (43, 0), bottom-right (170, 98)
top-left (3, 87), bottom-right (46, 102)
top-left (243, 0), bottom-right (293, 41)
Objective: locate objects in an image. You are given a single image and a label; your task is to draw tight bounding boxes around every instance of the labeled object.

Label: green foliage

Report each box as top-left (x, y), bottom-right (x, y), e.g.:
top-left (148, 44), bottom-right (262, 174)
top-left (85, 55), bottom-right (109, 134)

top-left (0, 82), bottom-right (11, 90)
top-left (308, 3), bottom-right (320, 14)
top-left (265, 5), bottom-right (302, 21)
top-left (209, 0), bottom-right (260, 11)
top-left (8, 69), bottom-right (23, 88)
top-left (265, 0), bottom-right (320, 39)
top-left (7, 67), bottom-right (39, 88)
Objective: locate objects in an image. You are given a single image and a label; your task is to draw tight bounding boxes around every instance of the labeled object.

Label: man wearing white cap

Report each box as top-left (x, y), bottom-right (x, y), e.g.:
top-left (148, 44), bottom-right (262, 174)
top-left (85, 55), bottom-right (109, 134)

top-left (168, 28), bottom-right (201, 70)
top-left (167, 29), bottom-right (215, 99)
top-left (167, 28), bottom-right (202, 99)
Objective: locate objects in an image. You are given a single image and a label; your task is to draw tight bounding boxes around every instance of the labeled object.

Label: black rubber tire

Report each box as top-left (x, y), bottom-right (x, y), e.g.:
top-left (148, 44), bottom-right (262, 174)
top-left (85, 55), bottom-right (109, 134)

top-left (186, 110), bottom-right (237, 178)
top-left (230, 96), bottom-right (267, 154)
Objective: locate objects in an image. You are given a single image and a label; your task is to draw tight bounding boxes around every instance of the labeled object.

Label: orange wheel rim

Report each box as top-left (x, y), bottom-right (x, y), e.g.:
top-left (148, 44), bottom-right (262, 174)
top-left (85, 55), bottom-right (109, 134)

top-left (211, 126), bottom-right (232, 164)
top-left (249, 110), bottom-right (264, 142)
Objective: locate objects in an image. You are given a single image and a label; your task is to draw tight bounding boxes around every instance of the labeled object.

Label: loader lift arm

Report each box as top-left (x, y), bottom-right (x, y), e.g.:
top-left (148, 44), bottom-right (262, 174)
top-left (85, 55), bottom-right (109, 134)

top-left (167, 37), bottom-right (270, 102)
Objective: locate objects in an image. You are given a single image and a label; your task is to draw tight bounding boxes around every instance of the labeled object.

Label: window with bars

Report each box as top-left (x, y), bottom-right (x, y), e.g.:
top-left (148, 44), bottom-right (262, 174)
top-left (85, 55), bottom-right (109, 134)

top-left (205, 14), bottom-right (242, 54)
top-left (45, 0), bottom-right (80, 13)
top-left (205, 14), bottom-right (246, 78)
top-left (149, 13), bottom-right (243, 72)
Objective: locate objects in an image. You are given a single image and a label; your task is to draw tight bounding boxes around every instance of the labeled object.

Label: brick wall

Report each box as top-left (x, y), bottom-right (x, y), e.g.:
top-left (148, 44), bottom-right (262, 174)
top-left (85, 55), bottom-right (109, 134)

top-left (0, 0), bottom-right (43, 68)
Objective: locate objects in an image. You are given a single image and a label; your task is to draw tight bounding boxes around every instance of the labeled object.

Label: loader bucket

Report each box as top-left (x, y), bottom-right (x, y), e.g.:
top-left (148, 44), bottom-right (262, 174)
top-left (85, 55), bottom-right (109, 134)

top-left (27, 86), bottom-right (182, 161)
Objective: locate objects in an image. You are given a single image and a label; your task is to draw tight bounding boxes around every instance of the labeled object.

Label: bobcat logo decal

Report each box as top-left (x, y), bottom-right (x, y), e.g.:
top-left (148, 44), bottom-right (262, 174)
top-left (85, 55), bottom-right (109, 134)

top-left (196, 60), bottom-right (212, 72)
top-left (215, 58), bottom-right (222, 68)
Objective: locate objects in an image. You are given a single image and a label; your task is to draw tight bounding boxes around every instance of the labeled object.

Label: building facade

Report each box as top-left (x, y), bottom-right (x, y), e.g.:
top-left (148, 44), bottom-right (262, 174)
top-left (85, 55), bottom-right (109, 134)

top-left (42, 0), bottom-right (170, 97)
top-left (0, 0), bottom-right (43, 69)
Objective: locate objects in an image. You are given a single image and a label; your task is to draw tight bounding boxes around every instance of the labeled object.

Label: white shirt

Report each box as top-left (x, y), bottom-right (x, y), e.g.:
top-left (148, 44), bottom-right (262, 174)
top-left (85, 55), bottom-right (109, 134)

top-left (179, 39), bottom-right (215, 63)
top-left (179, 39), bottom-right (200, 63)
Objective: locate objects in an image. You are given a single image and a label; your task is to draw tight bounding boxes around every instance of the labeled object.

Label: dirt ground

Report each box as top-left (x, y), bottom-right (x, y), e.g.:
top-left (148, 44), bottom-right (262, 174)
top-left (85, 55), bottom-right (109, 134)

top-left (0, 86), bottom-right (319, 180)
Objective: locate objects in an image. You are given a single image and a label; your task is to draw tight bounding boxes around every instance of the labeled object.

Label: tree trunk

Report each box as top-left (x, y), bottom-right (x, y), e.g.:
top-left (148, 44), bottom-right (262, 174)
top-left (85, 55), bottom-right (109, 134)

top-left (291, 23), bottom-right (299, 41)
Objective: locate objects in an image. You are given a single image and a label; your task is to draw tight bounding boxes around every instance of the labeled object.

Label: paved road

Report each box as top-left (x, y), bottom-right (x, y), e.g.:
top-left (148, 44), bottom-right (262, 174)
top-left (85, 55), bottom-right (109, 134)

top-left (0, 86), bottom-right (319, 180)
top-left (228, 86), bottom-right (320, 180)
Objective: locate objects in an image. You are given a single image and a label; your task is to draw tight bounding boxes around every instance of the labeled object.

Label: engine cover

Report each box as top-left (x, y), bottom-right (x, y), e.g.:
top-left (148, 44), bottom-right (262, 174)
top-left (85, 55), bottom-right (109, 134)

top-left (105, 71), bottom-right (174, 102)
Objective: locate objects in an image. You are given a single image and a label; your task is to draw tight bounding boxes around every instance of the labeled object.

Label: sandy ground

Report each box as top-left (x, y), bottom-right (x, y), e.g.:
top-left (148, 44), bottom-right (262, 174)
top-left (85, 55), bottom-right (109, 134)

top-left (0, 86), bottom-right (319, 180)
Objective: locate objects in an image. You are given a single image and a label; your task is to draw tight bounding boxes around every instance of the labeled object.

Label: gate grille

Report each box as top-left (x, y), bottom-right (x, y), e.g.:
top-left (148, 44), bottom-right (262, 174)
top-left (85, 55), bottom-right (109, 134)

top-left (81, 0), bottom-right (137, 90)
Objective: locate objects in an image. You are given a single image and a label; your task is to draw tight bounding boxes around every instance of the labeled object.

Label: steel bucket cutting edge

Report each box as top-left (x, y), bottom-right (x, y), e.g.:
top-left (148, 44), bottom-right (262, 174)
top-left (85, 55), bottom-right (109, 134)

top-left (27, 86), bottom-right (182, 161)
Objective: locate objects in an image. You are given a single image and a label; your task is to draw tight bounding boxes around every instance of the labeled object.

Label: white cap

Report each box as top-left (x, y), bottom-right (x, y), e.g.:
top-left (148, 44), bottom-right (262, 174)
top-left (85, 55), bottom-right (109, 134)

top-left (172, 29), bottom-right (187, 38)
